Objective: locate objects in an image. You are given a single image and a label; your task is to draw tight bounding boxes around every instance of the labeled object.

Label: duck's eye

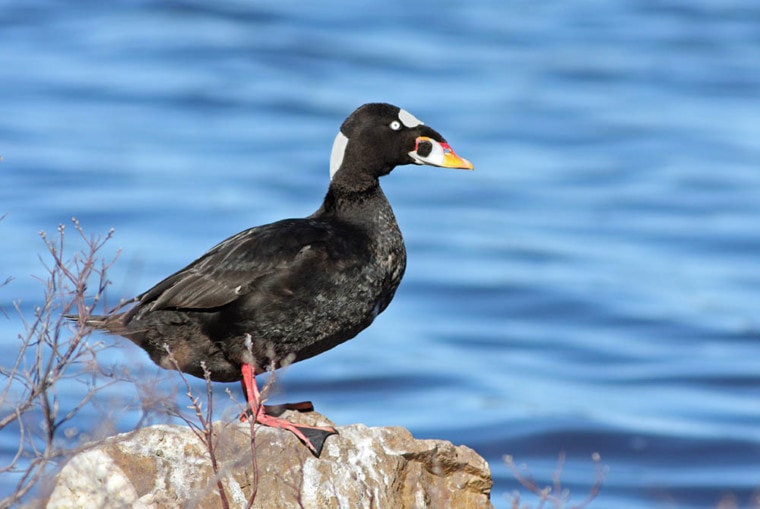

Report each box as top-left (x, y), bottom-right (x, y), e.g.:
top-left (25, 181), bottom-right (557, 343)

top-left (389, 120), bottom-right (402, 131)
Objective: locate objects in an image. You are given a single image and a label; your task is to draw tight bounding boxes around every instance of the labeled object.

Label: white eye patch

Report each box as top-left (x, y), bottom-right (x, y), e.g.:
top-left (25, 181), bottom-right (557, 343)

top-left (389, 120), bottom-right (401, 131)
top-left (398, 109), bottom-right (423, 128)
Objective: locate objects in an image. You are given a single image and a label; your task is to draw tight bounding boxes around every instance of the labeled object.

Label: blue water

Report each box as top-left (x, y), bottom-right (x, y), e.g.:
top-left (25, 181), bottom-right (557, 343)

top-left (2, 1), bottom-right (760, 507)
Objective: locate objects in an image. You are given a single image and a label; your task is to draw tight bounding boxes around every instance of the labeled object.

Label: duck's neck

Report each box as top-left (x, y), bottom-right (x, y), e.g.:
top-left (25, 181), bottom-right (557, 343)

top-left (315, 169), bottom-right (406, 283)
top-left (314, 171), bottom-right (399, 233)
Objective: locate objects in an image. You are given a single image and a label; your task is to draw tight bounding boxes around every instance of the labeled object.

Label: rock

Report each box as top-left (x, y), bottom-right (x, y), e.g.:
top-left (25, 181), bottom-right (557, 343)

top-left (44, 411), bottom-right (493, 508)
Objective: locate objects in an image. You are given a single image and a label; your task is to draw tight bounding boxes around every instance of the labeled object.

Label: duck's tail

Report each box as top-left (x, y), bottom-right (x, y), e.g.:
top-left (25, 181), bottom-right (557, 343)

top-left (64, 312), bottom-right (129, 335)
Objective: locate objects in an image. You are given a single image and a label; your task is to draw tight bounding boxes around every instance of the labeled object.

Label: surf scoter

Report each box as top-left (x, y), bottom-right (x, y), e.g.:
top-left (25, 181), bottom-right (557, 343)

top-left (77, 103), bottom-right (473, 455)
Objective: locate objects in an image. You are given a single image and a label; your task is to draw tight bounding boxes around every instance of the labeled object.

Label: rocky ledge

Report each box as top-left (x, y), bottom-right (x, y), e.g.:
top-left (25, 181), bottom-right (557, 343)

top-left (44, 410), bottom-right (493, 508)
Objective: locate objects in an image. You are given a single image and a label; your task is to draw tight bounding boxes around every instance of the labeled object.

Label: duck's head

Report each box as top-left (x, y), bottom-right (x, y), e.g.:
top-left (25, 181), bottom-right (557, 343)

top-left (329, 103), bottom-right (473, 181)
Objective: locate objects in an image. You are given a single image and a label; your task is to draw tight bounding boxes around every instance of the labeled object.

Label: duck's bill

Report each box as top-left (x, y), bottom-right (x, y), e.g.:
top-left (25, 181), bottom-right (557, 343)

top-left (409, 136), bottom-right (474, 170)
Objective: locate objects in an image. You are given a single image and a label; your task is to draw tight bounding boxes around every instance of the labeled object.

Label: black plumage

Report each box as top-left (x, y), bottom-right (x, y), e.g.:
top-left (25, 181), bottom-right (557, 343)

top-left (78, 103), bottom-right (473, 454)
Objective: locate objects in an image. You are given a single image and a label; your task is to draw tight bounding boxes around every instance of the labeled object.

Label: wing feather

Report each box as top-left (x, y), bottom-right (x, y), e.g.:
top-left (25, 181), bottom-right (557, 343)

top-left (136, 218), bottom-right (359, 312)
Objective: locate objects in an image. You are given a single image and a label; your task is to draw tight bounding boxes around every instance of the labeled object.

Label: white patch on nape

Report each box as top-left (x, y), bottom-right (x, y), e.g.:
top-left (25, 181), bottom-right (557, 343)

top-left (398, 108), bottom-right (423, 128)
top-left (329, 131), bottom-right (349, 180)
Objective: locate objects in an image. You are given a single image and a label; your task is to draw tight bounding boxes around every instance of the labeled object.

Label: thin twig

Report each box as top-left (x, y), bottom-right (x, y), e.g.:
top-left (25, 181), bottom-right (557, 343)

top-left (504, 452), bottom-right (606, 509)
top-left (162, 347), bottom-right (231, 509)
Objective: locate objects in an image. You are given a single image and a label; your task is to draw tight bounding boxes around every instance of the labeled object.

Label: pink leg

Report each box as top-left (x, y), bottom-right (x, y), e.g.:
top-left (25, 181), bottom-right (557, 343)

top-left (239, 363), bottom-right (336, 455)
top-left (240, 363), bottom-right (262, 412)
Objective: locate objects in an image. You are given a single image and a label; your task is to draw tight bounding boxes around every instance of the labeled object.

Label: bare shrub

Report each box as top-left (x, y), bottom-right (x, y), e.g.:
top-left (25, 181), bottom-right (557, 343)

top-left (161, 343), bottom-right (288, 509)
top-left (505, 452), bottom-right (606, 509)
top-left (162, 348), bottom-right (235, 509)
top-left (0, 219), bottom-right (119, 508)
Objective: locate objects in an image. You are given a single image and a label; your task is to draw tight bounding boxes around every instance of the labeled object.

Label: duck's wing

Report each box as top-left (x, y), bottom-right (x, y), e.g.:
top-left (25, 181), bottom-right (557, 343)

top-left (135, 218), bottom-right (366, 312)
